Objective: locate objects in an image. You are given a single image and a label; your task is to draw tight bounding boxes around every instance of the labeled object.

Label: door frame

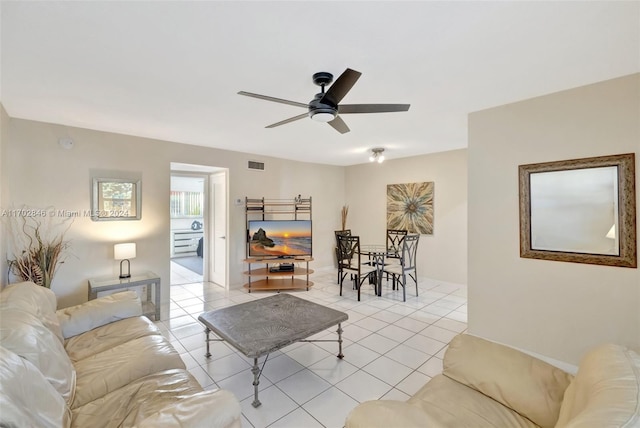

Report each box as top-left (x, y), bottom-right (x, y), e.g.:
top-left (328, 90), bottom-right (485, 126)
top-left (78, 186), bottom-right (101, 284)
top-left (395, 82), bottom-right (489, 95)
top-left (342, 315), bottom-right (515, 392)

top-left (208, 170), bottom-right (228, 288)
top-left (170, 163), bottom-right (229, 290)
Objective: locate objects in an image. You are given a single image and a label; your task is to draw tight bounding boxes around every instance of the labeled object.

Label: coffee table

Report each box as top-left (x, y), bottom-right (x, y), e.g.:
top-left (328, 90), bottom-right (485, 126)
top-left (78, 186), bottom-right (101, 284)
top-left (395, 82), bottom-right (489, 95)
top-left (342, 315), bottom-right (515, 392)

top-left (198, 293), bottom-right (348, 407)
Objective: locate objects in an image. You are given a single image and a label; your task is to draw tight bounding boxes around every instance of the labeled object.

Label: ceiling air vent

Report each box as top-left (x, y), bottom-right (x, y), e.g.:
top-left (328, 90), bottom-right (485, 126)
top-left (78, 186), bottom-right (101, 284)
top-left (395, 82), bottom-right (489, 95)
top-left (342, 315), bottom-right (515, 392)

top-left (247, 160), bottom-right (265, 171)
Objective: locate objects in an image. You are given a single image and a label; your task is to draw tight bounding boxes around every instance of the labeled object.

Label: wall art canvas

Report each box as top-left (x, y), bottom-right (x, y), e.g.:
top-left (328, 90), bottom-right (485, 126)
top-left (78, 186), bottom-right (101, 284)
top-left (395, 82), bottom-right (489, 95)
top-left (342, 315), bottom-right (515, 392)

top-left (387, 182), bottom-right (434, 234)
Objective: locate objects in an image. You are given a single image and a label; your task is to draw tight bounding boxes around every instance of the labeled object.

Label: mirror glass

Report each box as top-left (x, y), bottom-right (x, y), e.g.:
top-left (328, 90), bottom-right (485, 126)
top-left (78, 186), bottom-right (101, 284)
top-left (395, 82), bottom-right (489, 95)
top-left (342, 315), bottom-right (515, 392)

top-left (530, 166), bottom-right (618, 255)
top-left (519, 153), bottom-right (636, 268)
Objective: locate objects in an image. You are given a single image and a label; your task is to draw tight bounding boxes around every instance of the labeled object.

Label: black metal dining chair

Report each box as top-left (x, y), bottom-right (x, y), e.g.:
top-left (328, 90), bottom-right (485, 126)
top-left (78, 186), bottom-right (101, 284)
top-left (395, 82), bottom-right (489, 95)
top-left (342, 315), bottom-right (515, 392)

top-left (385, 229), bottom-right (408, 278)
top-left (335, 229), bottom-right (352, 284)
top-left (336, 234), bottom-right (377, 301)
top-left (383, 234), bottom-right (419, 302)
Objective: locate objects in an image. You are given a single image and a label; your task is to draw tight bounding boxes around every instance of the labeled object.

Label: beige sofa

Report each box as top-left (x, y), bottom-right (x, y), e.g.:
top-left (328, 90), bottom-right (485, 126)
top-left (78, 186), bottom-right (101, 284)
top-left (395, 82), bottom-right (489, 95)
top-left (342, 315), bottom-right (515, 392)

top-left (0, 281), bottom-right (241, 428)
top-left (346, 333), bottom-right (640, 428)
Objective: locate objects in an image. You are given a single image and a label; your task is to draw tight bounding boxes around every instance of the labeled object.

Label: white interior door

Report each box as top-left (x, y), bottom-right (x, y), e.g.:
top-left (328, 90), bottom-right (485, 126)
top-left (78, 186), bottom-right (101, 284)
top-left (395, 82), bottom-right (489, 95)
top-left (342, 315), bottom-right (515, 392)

top-left (209, 172), bottom-right (227, 287)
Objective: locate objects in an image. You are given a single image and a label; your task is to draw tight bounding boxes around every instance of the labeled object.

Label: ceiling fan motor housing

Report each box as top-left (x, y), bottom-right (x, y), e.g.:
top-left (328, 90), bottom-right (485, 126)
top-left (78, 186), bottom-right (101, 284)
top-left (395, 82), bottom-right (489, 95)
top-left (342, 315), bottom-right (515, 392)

top-left (308, 92), bottom-right (338, 119)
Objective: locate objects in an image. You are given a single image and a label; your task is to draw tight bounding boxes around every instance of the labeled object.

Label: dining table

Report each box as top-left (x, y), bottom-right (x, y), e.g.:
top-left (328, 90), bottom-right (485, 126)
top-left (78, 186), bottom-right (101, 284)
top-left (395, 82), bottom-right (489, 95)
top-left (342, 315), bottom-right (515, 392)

top-left (359, 244), bottom-right (387, 296)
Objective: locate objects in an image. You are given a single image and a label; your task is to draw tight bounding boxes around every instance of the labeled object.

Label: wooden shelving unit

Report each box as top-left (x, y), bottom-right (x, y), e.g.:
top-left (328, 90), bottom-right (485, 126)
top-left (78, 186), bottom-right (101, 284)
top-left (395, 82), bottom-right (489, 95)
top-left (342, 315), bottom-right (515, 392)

top-left (245, 196), bottom-right (311, 220)
top-left (243, 196), bottom-right (313, 292)
top-left (243, 256), bottom-right (314, 292)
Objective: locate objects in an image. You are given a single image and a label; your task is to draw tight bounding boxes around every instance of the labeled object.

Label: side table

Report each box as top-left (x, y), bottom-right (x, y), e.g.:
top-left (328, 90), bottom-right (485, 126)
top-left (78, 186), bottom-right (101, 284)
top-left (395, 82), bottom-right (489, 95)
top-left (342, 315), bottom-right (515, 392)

top-left (88, 271), bottom-right (161, 320)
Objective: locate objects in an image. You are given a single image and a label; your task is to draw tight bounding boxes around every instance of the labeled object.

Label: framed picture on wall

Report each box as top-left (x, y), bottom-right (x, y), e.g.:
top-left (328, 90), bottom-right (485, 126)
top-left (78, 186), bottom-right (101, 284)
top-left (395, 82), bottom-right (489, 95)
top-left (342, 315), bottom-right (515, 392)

top-left (387, 181), bottom-right (434, 234)
top-left (91, 177), bottom-right (141, 221)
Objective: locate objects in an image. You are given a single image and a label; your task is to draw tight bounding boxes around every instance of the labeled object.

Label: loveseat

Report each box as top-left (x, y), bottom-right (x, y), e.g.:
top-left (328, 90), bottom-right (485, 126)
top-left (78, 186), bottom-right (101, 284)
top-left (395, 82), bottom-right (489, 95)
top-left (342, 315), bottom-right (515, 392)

top-left (0, 281), bottom-right (242, 427)
top-left (346, 333), bottom-right (640, 427)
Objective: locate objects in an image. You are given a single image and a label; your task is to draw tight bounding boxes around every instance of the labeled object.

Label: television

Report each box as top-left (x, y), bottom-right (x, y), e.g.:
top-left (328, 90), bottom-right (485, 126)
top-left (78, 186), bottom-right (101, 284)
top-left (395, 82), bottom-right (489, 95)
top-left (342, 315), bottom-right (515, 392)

top-left (248, 220), bottom-right (312, 258)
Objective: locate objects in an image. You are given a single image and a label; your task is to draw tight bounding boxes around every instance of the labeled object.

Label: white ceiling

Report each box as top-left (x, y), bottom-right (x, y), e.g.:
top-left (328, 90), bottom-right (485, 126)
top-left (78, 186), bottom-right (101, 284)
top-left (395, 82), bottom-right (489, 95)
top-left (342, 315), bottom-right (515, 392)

top-left (1, 1), bottom-right (638, 166)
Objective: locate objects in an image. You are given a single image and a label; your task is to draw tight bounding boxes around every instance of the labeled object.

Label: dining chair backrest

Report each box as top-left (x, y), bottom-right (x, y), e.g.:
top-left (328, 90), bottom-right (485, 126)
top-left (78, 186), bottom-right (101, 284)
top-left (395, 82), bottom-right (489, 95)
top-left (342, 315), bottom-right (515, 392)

top-left (335, 229), bottom-right (352, 241)
top-left (400, 234), bottom-right (419, 270)
top-left (336, 234), bottom-right (360, 268)
top-left (336, 234), bottom-right (376, 301)
top-left (334, 230), bottom-right (353, 284)
top-left (386, 229), bottom-right (408, 258)
top-left (335, 230), bottom-right (353, 260)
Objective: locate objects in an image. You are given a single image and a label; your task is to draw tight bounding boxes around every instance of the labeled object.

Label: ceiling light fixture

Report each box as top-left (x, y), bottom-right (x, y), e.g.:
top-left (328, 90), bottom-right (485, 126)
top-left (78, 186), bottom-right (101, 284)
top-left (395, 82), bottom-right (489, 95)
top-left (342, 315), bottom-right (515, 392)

top-left (310, 110), bottom-right (337, 122)
top-left (369, 147), bottom-right (385, 163)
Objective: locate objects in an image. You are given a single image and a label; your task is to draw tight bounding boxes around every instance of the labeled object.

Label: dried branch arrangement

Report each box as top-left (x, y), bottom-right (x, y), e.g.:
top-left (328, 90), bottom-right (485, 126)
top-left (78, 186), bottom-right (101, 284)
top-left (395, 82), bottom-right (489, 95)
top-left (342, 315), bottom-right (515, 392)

top-left (6, 207), bottom-right (72, 288)
top-left (341, 205), bottom-right (349, 231)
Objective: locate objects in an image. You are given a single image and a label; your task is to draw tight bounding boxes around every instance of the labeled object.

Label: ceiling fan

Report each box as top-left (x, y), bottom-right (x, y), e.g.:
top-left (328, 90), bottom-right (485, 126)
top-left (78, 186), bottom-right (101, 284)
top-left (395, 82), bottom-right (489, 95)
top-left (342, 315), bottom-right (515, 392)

top-left (238, 68), bottom-right (410, 134)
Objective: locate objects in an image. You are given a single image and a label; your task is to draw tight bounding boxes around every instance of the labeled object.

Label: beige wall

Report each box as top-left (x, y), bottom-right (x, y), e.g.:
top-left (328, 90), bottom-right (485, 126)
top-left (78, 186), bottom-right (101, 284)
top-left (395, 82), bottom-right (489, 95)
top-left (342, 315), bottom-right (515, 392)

top-left (345, 149), bottom-right (468, 285)
top-left (0, 105), bottom-right (9, 286)
top-left (468, 73), bottom-right (639, 365)
top-left (3, 118), bottom-right (345, 313)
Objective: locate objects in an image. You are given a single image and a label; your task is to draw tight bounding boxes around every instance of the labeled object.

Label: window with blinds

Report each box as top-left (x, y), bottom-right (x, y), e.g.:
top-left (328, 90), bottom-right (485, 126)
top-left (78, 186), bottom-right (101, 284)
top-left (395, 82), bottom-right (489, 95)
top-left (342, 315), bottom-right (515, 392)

top-left (170, 191), bottom-right (203, 217)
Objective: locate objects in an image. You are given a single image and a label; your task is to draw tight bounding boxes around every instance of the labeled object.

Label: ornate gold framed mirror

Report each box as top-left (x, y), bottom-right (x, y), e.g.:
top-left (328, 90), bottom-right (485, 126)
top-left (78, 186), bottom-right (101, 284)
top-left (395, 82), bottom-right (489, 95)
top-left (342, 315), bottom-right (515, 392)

top-left (519, 153), bottom-right (636, 268)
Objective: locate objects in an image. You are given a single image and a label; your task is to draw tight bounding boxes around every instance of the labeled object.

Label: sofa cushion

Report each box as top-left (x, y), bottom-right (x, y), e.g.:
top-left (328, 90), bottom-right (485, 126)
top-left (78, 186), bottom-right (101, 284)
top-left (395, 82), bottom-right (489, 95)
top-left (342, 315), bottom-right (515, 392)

top-left (412, 374), bottom-right (540, 427)
top-left (345, 400), bottom-right (444, 428)
top-left (71, 334), bottom-right (185, 409)
top-left (555, 344), bottom-right (640, 427)
top-left (443, 334), bottom-right (572, 428)
top-left (0, 281), bottom-right (64, 343)
top-left (71, 368), bottom-right (241, 428)
top-left (0, 346), bottom-right (72, 428)
top-left (346, 374), bottom-right (540, 428)
top-left (0, 307), bottom-right (76, 404)
top-left (71, 369), bottom-right (201, 427)
top-left (57, 290), bottom-right (142, 339)
top-left (136, 389), bottom-right (242, 428)
top-left (64, 316), bottom-right (162, 362)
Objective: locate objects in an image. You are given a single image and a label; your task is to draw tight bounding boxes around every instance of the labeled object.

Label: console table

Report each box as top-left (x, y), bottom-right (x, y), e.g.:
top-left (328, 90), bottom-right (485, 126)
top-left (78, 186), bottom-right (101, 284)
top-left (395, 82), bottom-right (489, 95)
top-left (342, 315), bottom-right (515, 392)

top-left (88, 271), bottom-right (161, 320)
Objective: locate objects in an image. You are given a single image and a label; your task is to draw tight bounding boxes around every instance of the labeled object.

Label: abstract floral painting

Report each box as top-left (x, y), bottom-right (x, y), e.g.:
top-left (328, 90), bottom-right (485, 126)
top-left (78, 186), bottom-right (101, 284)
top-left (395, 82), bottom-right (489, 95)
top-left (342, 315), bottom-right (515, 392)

top-left (387, 182), bottom-right (434, 234)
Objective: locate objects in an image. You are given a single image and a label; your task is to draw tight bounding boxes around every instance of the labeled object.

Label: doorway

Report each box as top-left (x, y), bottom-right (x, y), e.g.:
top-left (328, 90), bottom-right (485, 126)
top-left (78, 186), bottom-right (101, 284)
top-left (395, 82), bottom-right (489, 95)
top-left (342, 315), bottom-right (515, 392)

top-left (169, 163), bottom-right (228, 289)
top-left (170, 174), bottom-right (205, 285)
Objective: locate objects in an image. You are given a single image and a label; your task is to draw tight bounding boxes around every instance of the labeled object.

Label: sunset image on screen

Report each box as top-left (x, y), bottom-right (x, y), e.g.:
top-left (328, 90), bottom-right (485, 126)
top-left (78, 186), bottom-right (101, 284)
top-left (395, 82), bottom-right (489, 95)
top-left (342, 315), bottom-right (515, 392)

top-left (248, 220), bottom-right (312, 257)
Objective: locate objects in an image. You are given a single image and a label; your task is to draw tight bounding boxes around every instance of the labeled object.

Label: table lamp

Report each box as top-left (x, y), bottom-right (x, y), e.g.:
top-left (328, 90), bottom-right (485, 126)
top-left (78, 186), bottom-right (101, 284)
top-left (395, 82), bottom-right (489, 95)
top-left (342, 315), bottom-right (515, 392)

top-left (114, 243), bottom-right (136, 279)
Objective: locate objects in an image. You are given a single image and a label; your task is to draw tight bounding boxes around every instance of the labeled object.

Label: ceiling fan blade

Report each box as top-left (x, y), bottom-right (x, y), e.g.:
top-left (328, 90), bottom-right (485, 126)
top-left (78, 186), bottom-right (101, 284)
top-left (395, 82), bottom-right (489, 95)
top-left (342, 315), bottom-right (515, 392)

top-left (238, 91), bottom-right (308, 109)
top-left (339, 104), bottom-right (411, 114)
top-left (321, 68), bottom-right (362, 105)
top-left (265, 113), bottom-right (309, 128)
top-left (327, 115), bottom-right (350, 134)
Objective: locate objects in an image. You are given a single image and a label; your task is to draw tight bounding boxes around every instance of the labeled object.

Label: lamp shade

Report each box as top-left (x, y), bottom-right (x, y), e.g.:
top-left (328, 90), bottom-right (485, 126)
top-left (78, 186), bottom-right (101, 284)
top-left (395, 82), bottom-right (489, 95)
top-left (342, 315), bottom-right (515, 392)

top-left (114, 243), bottom-right (136, 260)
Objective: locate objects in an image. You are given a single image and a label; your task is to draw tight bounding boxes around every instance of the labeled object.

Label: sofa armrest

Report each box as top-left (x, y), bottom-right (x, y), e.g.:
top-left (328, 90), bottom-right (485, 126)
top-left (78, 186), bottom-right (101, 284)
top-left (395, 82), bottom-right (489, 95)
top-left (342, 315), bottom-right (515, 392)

top-left (443, 334), bottom-right (573, 428)
top-left (135, 389), bottom-right (242, 428)
top-left (56, 291), bottom-right (142, 339)
top-left (345, 400), bottom-right (429, 428)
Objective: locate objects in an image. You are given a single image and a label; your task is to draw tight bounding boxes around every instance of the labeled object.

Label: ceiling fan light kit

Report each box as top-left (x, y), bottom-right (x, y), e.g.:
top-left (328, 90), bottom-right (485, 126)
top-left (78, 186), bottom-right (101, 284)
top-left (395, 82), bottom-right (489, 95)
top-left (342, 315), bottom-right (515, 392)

top-left (369, 147), bottom-right (385, 163)
top-left (238, 68), bottom-right (410, 134)
top-left (310, 112), bottom-right (336, 122)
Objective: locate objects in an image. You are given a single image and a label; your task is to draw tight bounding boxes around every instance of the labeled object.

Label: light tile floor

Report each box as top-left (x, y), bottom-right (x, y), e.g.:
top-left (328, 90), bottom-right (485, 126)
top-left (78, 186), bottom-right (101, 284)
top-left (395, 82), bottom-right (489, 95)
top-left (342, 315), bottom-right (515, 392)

top-left (170, 260), bottom-right (203, 285)
top-left (160, 269), bottom-right (467, 428)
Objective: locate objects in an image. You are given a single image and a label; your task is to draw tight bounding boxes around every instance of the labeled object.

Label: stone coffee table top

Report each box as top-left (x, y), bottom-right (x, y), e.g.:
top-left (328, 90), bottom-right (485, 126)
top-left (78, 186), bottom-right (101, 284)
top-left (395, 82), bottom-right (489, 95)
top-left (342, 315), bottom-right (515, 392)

top-left (198, 293), bottom-right (348, 358)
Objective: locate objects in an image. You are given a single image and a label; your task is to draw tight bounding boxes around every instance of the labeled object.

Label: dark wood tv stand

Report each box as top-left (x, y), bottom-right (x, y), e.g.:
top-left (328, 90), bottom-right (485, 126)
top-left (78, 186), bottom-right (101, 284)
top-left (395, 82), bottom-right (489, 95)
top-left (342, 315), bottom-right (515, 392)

top-left (243, 256), bottom-right (314, 292)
